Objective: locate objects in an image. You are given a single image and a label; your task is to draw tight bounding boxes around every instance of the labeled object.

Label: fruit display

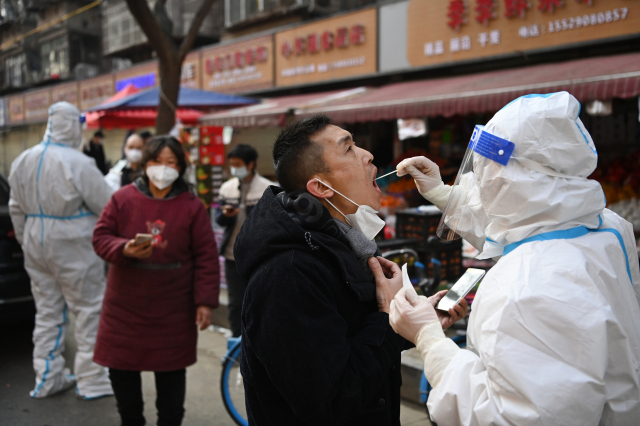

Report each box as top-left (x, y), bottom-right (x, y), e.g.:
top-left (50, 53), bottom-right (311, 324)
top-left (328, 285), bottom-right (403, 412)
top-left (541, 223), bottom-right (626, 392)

top-left (590, 150), bottom-right (640, 205)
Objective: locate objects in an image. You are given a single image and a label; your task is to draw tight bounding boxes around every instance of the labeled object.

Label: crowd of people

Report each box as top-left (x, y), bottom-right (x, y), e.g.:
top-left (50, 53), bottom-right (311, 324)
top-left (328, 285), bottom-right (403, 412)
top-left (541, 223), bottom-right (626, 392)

top-left (6, 93), bottom-right (640, 426)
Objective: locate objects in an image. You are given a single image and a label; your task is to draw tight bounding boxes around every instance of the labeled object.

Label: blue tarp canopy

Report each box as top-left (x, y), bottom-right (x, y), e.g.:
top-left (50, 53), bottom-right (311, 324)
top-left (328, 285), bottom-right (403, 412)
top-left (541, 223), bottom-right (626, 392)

top-left (85, 86), bottom-right (257, 112)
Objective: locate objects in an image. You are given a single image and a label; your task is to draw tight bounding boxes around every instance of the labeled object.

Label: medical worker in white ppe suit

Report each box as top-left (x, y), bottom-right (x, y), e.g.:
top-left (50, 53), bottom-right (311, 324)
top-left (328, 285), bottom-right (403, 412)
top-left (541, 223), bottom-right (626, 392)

top-left (390, 92), bottom-right (640, 426)
top-left (9, 102), bottom-right (114, 399)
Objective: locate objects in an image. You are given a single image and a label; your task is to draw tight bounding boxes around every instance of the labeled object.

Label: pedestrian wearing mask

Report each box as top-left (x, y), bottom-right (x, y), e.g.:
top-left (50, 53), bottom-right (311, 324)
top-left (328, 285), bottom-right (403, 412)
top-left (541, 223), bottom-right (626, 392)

top-left (105, 133), bottom-right (145, 192)
top-left (8, 102), bottom-right (114, 399)
top-left (215, 144), bottom-right (273, 337)
top-left (92, 136), bottom-right (220, 426)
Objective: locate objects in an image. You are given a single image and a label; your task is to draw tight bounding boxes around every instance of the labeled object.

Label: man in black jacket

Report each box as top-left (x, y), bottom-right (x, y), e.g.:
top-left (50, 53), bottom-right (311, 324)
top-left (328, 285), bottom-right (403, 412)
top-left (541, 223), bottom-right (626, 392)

top-left (82, 130), bottom-right (109, 175)
top-left (235, 115), bottom-right (466, 426)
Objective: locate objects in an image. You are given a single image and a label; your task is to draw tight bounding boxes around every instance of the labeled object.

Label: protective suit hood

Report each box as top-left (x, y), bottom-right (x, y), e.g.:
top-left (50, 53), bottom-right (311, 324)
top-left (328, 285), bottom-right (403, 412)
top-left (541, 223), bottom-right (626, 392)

top-left (475, 92), bottom-right (606, 255)
top-left (43, 102), bottom-right (83, 149)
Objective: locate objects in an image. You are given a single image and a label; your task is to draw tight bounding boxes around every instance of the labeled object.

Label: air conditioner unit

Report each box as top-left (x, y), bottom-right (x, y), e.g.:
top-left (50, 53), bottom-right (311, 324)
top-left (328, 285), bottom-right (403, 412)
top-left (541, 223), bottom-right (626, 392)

top-left (74, 63), bottom-right (99, 80)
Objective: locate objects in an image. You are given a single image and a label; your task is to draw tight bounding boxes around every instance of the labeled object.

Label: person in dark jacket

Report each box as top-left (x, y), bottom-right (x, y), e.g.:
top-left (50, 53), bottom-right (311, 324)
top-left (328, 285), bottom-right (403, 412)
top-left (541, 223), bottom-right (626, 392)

top-left (83, 130), bottom-right (109, 175)
top-left (214, 144), bottom-right (273, 337)
top-left (235, 114), bottom-right (467, 426)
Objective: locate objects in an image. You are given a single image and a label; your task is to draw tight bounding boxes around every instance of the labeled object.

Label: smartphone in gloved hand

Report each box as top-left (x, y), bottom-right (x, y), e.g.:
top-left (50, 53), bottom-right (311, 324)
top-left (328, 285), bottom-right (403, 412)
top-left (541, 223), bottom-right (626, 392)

top-left (437, 268), bottom-right (485, 311)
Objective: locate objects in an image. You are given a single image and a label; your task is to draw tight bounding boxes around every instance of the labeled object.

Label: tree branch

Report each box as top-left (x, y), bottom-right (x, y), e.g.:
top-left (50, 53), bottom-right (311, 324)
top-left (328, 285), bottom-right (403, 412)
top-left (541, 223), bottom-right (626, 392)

top-left (178, 0), bottom-right (217, 61)
top-left (125, 0), bottom-right (177, 63)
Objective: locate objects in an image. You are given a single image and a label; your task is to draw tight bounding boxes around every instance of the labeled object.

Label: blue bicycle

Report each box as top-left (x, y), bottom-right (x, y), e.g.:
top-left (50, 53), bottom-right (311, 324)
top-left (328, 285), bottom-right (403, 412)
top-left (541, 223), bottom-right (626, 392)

top-left (221, 336), bottom-right (247, 426)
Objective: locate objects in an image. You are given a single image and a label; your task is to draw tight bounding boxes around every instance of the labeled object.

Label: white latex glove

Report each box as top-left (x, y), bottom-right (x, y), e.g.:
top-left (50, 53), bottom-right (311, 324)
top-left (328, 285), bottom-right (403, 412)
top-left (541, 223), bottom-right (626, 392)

top-left (397, 157), bottom-right (443, 194)
top-left (389, 287), bottom-right (439, 344)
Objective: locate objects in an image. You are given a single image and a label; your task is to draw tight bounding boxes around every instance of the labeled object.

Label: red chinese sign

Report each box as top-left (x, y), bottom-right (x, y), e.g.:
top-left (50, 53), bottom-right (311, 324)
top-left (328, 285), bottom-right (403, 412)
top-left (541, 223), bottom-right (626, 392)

top-left (205, 46), bottom-right (268, 73)
top-left (538, 0), bottom-right (565, 13)
top-left (476, 0), bottom-right (497, 26)
top-left (505, 0), bottom-right (531, 18)
top-left (199, 126), bottom-right (224, 166)
top-left (448, 0), bottom-right (468, 31)
top-left (280, 25), bottom-right (366, 58)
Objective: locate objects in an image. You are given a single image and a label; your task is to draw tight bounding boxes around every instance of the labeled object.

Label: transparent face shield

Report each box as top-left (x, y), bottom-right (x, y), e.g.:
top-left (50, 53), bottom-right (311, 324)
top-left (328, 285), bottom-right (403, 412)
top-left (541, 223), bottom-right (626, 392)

top-left (436, 125), bottom-right (515, 240)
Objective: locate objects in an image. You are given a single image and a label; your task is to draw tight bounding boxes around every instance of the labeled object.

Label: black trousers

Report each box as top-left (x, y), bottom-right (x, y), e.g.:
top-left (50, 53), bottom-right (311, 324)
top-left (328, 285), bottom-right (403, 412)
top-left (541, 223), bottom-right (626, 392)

top-left (225, 260), bottom-right (249, 337)
top-left (109, 368), bottom-right (186, 426)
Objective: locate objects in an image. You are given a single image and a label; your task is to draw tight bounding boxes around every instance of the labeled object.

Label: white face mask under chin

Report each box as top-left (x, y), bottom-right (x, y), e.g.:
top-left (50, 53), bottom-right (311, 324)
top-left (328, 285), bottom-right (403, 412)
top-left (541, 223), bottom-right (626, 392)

top-left (314, 178), bottom-right (385, 241)
top-left (146, 165), bottom-right (179, 190)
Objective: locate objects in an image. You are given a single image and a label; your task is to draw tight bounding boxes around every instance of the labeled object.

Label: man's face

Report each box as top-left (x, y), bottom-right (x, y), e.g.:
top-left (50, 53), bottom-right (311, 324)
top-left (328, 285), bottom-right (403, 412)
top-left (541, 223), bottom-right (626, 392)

top-left (93, 136), bottom-right (103, 144)
top-left (313, 124), bottom-right (381, 215)
top-left (229, 157), bottom-right (249, 171)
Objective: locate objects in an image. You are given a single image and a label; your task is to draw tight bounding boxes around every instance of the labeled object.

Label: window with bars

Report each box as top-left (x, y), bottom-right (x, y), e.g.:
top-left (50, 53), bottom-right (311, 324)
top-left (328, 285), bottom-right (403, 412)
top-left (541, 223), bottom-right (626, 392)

top-left (41, 36), bottom-right (69, 79)
top-left (225, 0), bottom-right (308, 28)
top-left (5, 53), bottom-right (27, 88)
top-left (102, 0), bottom-right (148, 55)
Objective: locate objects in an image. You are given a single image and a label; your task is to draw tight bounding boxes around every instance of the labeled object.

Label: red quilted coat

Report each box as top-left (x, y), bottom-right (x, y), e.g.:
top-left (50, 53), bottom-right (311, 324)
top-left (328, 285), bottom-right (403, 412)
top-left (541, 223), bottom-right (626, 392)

top-left (92, 183), bottom-right (219, 371)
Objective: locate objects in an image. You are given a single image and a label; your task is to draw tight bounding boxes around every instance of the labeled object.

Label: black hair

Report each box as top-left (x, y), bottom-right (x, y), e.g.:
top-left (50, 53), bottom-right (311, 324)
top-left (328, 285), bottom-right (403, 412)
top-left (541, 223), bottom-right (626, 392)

top-left (139, 130), bottom-right (153, 140)
top-left (142, 136), bottom-right (187, 180)
top-left (272, 114), bottom-right (333, 193)
top-left (94, 130), bottom-right (104, 138)
top-left (227, 144), bottom-right (258, 166)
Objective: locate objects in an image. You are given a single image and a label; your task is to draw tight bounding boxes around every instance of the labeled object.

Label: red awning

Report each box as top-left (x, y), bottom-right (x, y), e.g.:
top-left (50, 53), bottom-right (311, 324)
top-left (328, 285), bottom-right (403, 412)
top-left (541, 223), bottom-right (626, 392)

top-left (86, 108), bottom-right (203, 129)
top-left (299, 52), bottom-right (640, 122)
top-left (199, 87), bottom-right (369, 128)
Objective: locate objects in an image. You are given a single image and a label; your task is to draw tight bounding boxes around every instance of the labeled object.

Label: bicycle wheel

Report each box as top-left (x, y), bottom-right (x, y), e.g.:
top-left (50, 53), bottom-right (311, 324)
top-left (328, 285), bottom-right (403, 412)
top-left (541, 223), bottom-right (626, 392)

top-left (221, 342), bottom-right (248, 426)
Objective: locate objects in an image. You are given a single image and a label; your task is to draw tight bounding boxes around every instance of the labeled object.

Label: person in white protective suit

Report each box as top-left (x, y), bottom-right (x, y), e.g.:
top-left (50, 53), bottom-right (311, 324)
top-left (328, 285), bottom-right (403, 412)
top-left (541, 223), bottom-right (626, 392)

top-left (9, 102), bottom-right (114, 399)
top-left (390, 92), bottom-right (640, 426)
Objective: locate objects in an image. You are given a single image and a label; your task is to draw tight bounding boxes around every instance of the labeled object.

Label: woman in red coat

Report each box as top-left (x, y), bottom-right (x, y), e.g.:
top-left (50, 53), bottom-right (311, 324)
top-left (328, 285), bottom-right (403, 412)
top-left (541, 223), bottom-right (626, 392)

top-left (92, 136), bottom-right (219, 426)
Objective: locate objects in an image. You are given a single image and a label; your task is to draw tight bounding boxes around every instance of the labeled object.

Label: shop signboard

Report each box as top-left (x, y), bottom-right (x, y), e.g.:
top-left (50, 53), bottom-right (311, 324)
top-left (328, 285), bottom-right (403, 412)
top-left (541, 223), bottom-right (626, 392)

top-left (8, 95), bottom-right (24, 125)
top-left (201, 35), bottom-right (274, 93)
top-left (197, 126), bottom-right (225, 207)
top-left (24, 89), bottom-right (52, 123)
top-left (79, 75), bottom-right (115, 111)
top-left (381, 0), bottom-right (640, 72)
top-left (181, 51), bottom-right (202, 89)
top-left (51, 82), bottom-right (79, 107)
top-left (115, 61), bottom-right (158, 92)
top-left (275, 8), bottom-right (377, 88)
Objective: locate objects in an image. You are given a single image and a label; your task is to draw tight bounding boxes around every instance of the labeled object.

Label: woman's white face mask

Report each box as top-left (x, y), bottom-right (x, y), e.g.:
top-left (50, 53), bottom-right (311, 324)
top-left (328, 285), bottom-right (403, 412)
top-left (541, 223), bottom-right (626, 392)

top-left (146, 165), bottom-right (179, 190)
top-left (314, 178), bottom-right (385, 240)
top-left (126, 148), bottom-right (143, 163)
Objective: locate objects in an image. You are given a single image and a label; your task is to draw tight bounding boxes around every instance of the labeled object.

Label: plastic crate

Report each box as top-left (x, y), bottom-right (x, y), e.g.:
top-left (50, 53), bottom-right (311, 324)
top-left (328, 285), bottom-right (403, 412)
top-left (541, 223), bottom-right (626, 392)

top-left (428, 239), bottom-right (464, 282)
top-left (395, 206), bottom-right (442, 241)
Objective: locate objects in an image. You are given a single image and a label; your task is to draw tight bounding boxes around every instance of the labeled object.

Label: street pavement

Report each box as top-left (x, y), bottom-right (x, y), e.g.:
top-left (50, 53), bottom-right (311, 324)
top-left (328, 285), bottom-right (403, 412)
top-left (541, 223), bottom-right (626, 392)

top-left (0, 315), bottom-right (430, 426)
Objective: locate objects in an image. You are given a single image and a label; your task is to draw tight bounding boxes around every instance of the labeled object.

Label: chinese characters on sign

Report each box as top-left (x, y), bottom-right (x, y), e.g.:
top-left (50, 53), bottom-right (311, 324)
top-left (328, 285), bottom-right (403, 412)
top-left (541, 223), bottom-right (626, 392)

top-left (448, 0), bottom-right (468, 31)
top-left (407, 0), bottom-right (638, 69)
top-left (505, 0), bottom-right (531, 19)
top-left (538, 0), bottom-right (565, 14)
top-left (201, 35), bottom-right (274, 93)
top-left (476, 0), bottom-right (498, 26)
top-left (275, 8), bottom-right (377, 87)
top-left (425, 30), bottom-right (500, 57)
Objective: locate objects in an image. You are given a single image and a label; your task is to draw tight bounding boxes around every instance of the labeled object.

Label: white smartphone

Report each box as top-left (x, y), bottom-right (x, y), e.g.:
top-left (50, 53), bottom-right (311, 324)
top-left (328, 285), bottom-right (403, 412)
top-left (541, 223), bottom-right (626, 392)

top-left (134, 233), bottom-right (153, 246)
top-left (437, 268), bottom-right (485, 312)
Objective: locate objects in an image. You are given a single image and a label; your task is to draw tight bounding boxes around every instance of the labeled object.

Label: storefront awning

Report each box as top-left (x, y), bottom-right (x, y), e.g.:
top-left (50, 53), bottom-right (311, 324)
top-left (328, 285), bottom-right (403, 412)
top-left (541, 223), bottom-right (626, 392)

top-left (299, 52), bottom-right (640, 122)
top-left (199, 87), bottom-right (368, 128)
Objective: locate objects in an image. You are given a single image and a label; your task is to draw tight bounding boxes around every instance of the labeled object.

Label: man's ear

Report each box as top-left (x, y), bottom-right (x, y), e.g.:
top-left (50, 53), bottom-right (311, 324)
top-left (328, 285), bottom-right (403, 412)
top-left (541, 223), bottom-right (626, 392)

top-left (249, 161), bottom-right (256, 172)
top-left (306, 177), bottom-right (333, 199)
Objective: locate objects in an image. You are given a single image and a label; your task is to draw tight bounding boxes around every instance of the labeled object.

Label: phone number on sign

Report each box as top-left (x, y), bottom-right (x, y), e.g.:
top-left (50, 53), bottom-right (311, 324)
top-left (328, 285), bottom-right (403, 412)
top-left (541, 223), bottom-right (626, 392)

top-left (548, 8), bottom-right (628, 33)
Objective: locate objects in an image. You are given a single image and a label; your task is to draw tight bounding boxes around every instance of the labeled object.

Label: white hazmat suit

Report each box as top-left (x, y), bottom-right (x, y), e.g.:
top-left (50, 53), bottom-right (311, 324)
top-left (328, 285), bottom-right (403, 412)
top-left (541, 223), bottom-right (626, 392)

top-left (395, 92), bottom-right (640, 425)
top-left (9, 102), bottom-right (114, 399)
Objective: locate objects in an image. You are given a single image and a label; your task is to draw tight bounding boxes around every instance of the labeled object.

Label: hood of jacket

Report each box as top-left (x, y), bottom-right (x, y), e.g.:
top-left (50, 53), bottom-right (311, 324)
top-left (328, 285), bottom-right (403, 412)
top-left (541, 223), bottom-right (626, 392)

top-left (43, 102), bottom-right (83, 149)
top-left (234, 186), bottom-right (376, 302)
top-left (475, 92), bottom-right (606, 251)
